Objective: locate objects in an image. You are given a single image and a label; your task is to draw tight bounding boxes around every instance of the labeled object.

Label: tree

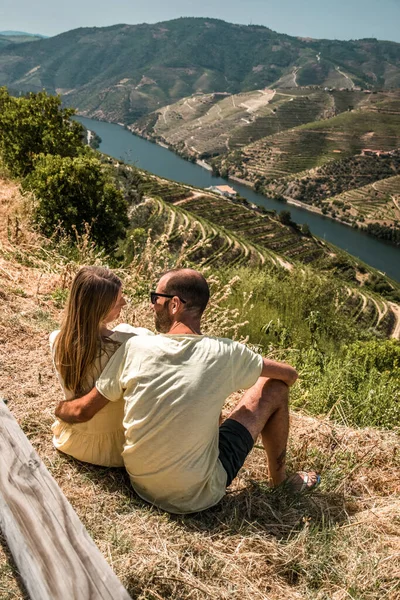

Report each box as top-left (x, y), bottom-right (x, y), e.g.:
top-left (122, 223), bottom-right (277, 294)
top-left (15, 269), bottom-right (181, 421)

top-left (279, 210), bottom-right (293, 226)
top-left (0, 88), bottom-right (84, 177)
top-left (254, 178), bottom-right (263, 192)
top-left (23, 154), bottom-right (129, 251)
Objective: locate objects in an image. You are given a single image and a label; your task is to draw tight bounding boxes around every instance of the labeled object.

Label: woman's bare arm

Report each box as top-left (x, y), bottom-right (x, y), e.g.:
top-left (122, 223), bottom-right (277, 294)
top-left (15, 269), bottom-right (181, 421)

top-left (55, 388), bottom-right (109, 423)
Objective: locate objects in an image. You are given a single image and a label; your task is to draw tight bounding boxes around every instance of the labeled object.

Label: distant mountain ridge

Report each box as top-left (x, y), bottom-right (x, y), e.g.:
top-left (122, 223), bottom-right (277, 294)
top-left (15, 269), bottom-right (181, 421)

top-left (0, 31), bottom-right (46, 49)
top-left (0, 31), bottom-right (47, 37)
top-left (0, 17), bottom-right (399, 123)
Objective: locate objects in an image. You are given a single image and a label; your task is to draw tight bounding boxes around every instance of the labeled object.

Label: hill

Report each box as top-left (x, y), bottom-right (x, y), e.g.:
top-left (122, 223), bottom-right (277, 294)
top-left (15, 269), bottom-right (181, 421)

top-left (209, 103), bottom-right (400, 238)
top-left (1, 176), bottom-right (400, 600)
top-left (132, 88), bottom-right (334, 158)
top-left (0, 31), bottom-right (46, 37)
top-left (215, 108), bottom-right (400, 181)
top-left (132, 88), bottom-right (399, 159)
top-left (0, 32), bottom-right (44, 48)
top-left (1, 18), bottom-right (400, 122)
top-left (264, 155), bottom-right (400, 233)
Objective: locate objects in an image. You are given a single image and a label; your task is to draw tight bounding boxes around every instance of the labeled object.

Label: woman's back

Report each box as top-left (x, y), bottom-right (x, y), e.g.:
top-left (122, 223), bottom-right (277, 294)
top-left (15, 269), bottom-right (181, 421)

top-left (51, 324), bottom-right (152, 466)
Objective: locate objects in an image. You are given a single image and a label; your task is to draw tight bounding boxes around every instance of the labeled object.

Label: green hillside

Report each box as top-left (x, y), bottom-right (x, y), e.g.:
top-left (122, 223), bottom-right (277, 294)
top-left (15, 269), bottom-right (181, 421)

top-left (120, 182), bottom-right (398, 338)
top-left (0, 33), bottom-right (44, 48)
top-left (110, 162), bottom-right (400, 313)
top-left (270, 149), bottom-right (400, 202)
top-left (1, 18), bottom-right (400, 122)
top-left (133, 89), bottom-right (400, 160)
top-left (215, 109), bottom-right (400, 182)
top-left (260, 150), bottom-right (400, 230)
top-left (323, 175), bottom-right (400, 233)
top-left (133, 89), bottom-right (333, 158)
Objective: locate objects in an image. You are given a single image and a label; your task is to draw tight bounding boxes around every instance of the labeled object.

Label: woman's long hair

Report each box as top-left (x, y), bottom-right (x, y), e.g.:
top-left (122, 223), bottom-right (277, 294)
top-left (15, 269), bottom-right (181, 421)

top-left (54, 266), bottom-right (122, 395)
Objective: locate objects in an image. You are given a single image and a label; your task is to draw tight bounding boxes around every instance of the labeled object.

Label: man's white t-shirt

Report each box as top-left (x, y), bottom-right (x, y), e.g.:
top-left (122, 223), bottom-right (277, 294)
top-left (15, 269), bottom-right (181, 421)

top-left (96, 334), bottom-right (263, 514)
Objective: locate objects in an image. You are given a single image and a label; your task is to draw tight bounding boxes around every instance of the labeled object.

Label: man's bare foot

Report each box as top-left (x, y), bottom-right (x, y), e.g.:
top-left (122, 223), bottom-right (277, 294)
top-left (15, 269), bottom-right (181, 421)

top-left (281, 471), bottom-right (321, 493)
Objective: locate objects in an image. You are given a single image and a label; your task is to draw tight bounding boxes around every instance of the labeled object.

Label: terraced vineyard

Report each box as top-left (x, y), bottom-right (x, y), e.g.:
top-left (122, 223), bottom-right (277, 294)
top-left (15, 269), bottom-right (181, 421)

top-left (173, 193), bottom-right (325, 263)
top-left (361, 93), bottom-right (400, 114)
top-left (115, 163), bottom-right (326, 266)
top-left (216, 110), bottom-right (400, 183)
top-left (324, 175), bottom-right (400, 226)
top-left (128, 195), bottom-right (279, 270)
top-left (132, 90), bottom-right (353, 159)
top-left (132, 90), bottom-right (400, 163)
top-left (125, 188), bottom-right (398, 336)
top-left (267, 150), bottom-right (400, 208)
top-left (344, 286), bottom-right (397, 336)
top-left (227, 90), bottom-right (333, 152)
top-left (111, 162), bottom-right (400, 335)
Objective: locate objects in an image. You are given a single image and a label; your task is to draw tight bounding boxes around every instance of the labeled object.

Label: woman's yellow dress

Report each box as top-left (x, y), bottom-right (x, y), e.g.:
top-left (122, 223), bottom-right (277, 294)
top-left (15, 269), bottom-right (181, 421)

top-left (50, 324), bottom-right (153, 467)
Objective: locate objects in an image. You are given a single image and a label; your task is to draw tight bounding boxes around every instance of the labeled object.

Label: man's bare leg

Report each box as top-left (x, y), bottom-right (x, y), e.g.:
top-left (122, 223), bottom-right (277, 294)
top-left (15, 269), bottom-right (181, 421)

top-left (228, 377), bottom-right (289, 485)
top-left (228, 377), bottom-right (318, 489)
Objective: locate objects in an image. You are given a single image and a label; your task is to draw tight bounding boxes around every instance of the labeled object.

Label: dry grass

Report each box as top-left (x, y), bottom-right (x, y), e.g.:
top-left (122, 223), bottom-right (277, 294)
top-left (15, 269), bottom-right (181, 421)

top-left (0, 178), bottom-right (399, 599)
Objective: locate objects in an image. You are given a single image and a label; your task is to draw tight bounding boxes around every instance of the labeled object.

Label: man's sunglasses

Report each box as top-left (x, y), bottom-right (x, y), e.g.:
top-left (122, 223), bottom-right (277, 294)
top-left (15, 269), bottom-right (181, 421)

top-left (150, 292), bottom-right (186, 304)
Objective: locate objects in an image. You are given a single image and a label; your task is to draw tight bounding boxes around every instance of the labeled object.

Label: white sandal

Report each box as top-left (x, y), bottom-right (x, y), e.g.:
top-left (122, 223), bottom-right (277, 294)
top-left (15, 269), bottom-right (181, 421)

top-left (286, 471), bottom-right (321, 493)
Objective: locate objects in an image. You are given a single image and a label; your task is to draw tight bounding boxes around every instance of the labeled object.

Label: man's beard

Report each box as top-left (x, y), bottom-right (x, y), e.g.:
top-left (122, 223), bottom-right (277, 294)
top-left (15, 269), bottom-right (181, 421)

top-left (154, 303), bottom-right (173, 333)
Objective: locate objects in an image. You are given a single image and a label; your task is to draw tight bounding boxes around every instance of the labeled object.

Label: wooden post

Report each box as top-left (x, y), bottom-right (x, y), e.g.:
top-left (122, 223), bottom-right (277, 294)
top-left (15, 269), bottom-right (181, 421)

top-left (0, 399), bottom-right (132, 600)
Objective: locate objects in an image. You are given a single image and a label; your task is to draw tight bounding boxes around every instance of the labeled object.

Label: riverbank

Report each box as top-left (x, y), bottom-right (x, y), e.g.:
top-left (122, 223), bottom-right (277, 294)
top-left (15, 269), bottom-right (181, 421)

top-left (207, 166), bottom-right (357, 229)
top-left (116, 124), bottom-right (399, 240)
top-left (285, 197), bottom-right (355, 228)
top-left (75, 115), bottom-right (400, 281)
top-left (196, 159), bottom-right (213, 171)
top-left (164, 152), bottom-right (365, 231)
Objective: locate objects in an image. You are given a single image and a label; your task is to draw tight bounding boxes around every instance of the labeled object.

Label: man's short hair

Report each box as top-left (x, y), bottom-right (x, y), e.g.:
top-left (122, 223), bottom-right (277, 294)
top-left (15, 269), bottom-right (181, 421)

top-left (162, 269), bottom-right (210, 315)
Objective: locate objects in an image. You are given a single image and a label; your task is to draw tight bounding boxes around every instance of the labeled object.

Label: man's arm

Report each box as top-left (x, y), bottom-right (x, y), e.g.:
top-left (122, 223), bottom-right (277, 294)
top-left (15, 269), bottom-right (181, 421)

top-left (55, 388), bottom-right (109, 424)
top-left (261, 358), bottom-right (298, 387)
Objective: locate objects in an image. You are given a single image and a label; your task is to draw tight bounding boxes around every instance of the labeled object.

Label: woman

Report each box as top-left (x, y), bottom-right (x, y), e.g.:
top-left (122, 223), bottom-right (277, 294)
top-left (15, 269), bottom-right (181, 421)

top-left (50, 266), bottom-right (152, 466)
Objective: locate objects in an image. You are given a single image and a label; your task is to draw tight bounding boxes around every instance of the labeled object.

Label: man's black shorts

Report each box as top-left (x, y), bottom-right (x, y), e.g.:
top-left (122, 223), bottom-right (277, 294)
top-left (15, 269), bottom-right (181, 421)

top-left (218, 418), bottom-right (254, 486)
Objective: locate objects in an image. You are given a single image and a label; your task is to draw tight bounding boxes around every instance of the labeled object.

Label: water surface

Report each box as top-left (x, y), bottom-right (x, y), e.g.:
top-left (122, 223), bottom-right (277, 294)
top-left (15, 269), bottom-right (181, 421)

top-left (77, 116), bottom-right (400, 282)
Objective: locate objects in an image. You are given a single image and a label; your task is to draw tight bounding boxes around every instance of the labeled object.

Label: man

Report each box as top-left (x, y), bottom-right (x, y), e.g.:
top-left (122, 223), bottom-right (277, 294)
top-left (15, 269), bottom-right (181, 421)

top-left (56, 268), bottom-right (320, 514)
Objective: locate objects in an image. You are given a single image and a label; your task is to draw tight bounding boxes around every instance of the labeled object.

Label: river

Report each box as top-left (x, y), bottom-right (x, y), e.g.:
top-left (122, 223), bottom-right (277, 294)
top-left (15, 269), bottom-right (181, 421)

top-left (77, 116), bottom-right (400, 282)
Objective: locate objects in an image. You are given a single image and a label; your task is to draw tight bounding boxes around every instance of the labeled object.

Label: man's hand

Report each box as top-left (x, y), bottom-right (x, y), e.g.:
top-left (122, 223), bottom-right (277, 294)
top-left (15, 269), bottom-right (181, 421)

top-left (261, 358), bottom-right (298, 387)
top-left (55, 388), bottom-right (109, 424)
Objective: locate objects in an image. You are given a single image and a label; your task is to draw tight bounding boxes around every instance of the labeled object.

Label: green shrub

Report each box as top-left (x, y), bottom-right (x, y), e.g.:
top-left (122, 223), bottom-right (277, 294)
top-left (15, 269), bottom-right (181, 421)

top-left (0, 88), bottom-right (84, 177)
top-left (279, 210), bottom-right (293, 225)
top-left (344, 339), bottom-right (400, 372)
top-left (291, 341), bottom-right (400, 429)
top-left (223, 266), bottom-right (356, 350)
top-left (23, 154), bottom-right (129, 251)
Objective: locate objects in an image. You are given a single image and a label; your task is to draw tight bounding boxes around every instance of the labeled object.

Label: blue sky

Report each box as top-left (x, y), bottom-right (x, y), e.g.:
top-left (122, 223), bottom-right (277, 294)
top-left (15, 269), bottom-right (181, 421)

top-left (1, 0), bottom-right (400, 42)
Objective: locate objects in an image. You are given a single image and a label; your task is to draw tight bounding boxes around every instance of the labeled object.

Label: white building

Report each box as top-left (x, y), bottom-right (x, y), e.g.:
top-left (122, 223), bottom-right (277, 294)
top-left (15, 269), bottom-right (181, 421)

top-left (207, 185), bottom-right (238, 198)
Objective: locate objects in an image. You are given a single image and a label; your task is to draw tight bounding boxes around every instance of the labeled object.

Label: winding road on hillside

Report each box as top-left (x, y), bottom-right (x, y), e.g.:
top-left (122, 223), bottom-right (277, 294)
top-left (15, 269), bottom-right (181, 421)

top-left (335, 66), bottom-right (355, 89)
top-left (184, 99), bottom-right (195, 112)
top-left (389, 302), bottom-right (400, 339)
top-left (166, 205), bottom-right (177, 237)
top-left (370, 296), bottom-right (388, 326)
top-left (391, 195), bottom-right (400, 212)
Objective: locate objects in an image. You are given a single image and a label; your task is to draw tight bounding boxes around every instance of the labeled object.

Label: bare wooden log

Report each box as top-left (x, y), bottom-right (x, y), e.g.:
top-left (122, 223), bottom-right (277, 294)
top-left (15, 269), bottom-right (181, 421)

top-left (0, 398), bottom-right (132, 600)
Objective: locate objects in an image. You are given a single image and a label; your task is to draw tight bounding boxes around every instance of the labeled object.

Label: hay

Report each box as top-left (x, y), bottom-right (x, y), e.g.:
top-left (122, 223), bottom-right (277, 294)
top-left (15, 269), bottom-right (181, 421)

top-left (0, 178), bottom-right (399, 599)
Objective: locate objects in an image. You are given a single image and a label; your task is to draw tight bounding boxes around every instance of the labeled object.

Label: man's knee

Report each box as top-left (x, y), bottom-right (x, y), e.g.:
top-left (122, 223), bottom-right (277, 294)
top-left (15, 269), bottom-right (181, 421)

top-left (229, 378), bottom-right (289, 440)
top-left (259, 378), bottom-right (289, 408)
